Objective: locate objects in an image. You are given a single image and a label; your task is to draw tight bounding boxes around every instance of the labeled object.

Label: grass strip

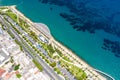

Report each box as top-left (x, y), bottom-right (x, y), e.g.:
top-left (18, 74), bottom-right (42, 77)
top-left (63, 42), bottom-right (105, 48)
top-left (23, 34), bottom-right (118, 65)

top-left (32, 59), bottom-right (43, 71)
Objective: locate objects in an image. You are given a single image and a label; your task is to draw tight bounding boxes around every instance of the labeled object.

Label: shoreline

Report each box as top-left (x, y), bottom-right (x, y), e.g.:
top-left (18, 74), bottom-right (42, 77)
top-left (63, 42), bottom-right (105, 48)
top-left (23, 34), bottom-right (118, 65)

top-left (4, 5), bottom-right (113, 80)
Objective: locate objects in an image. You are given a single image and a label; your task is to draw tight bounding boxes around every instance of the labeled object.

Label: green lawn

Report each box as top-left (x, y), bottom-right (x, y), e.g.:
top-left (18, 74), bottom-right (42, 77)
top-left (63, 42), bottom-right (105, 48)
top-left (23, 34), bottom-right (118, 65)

top-left (6, 11), bottom-right (17, 22)
top-left (54, 67), bottom-right (61, 74)
top-left (32, 59), bottom-right (43, 71)
top-left (7, 31), bottom-right (15, 39)
top-left (62, 56), bottom-right (72, 62)
top-left (60, 60), bottom-right (87, 80)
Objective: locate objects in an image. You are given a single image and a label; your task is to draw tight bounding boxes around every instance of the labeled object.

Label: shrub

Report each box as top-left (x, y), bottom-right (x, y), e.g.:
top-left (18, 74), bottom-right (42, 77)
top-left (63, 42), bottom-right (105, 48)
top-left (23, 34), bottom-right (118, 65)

top-left (16, 73), bottom-right (21, 78)
top-left (14, 64), bottom-right (20, 71)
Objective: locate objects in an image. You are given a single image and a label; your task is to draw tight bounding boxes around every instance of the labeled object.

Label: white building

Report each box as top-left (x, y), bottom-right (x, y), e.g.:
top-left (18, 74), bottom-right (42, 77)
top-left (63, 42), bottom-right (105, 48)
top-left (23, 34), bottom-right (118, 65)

top-left (0, 55), bottom-right (5, 62)
top-left (2, 48), bottom-right (9, 56)
top-left (39, 35), bottom-right (48, 43)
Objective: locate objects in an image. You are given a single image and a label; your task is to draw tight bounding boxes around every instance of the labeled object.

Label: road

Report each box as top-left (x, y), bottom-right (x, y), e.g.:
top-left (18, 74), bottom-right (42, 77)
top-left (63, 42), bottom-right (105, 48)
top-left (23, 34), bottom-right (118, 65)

top-left (0, 15), bottom-right (63, 80)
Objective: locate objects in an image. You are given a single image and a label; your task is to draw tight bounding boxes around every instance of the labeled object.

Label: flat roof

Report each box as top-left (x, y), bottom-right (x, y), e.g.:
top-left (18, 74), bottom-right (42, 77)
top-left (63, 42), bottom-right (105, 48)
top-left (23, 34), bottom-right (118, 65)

top-left (2, 48), bottom-right (9, 56)
top-left (0, 55), bottom-right (5, 62)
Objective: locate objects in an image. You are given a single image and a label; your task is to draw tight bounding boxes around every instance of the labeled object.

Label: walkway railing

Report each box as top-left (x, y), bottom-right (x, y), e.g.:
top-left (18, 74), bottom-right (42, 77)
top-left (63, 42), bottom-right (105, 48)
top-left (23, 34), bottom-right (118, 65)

top-left (93, 69), bottom-right (115, 80)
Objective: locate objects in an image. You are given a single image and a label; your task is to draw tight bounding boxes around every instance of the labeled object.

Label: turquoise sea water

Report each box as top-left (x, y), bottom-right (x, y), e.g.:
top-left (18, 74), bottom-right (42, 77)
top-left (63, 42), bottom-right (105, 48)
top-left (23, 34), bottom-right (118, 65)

top-left (0, 0), bottom-right (120, 80)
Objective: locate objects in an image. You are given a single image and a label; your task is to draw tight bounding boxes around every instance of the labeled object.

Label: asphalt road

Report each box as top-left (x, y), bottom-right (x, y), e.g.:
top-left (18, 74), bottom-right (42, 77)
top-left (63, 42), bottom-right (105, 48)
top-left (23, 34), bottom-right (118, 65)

top-left (0, 15), bottom-right (63, 80)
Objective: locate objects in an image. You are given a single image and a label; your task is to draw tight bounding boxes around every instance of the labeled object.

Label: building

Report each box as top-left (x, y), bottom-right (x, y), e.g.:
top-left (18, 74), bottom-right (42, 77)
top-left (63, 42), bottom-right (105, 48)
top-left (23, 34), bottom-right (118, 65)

top-left (39, 35), bottom-right (48, 43)
top-left (0, 48), bottom-right (9, 64)
top-left (0, 28), bottom-right (3, 34)
top-left (0, 55), bottom-right (5, 62)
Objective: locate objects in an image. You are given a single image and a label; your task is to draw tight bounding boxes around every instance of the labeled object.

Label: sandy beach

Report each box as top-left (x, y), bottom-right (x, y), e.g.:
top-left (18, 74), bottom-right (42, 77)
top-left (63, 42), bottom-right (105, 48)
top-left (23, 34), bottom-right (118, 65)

top-left (6, 5), bottom-right (108, 80)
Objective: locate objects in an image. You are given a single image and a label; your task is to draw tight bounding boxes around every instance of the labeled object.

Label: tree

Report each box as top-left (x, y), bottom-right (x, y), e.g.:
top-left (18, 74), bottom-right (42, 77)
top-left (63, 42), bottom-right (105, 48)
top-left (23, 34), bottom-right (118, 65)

top-left (50, 62), bottom-right (56, 67)
top-left (14, 64), bottom-right (20, 71)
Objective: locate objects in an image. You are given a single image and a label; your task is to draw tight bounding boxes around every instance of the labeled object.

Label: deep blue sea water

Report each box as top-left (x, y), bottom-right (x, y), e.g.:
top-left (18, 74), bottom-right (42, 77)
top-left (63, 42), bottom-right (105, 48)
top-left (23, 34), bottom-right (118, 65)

top-left (0, 0), bottom-right (120, 80)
